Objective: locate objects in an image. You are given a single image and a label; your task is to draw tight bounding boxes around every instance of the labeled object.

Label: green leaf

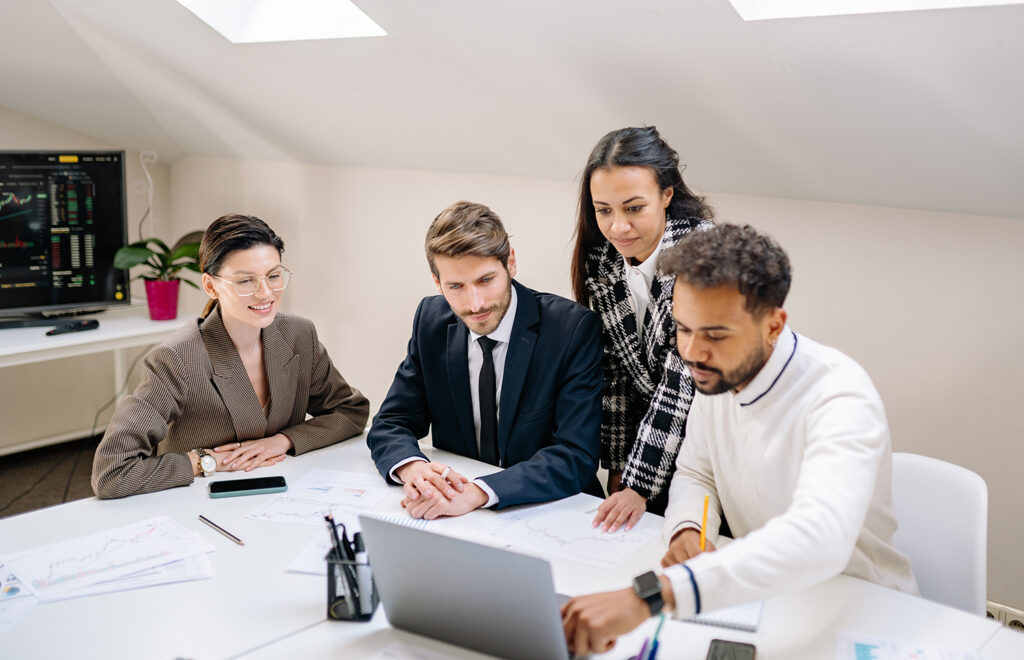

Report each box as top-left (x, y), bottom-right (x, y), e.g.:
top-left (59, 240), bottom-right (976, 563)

top-left (144, 237), bottom-right (171, 254)
top-left (179, 278), bottom-right (201, 290)
top-left (168, 242), bottom-right (200, 262)
top-left (172, 231), bottom-right (205, 251)
top-left (114, 246), bottom-right (157, 269)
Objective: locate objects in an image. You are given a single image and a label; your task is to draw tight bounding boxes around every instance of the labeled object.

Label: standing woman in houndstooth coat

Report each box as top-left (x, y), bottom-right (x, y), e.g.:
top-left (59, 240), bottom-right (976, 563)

top-left (571, 126), bottom-right (713, 531)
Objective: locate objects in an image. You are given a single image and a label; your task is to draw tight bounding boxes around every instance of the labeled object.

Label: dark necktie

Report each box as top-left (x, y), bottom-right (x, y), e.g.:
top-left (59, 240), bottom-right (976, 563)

top-left (477, 336), bottom-right (499, 466)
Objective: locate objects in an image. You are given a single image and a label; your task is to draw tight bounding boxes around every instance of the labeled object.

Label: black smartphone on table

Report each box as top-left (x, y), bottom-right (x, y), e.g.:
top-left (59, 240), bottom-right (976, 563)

top-left (706, 639), bottom-right (756, 660)
top-left (208, 476), bottom-right (287, 498)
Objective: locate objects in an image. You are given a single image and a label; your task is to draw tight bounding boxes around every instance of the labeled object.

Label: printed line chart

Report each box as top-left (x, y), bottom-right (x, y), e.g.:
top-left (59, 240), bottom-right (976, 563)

top-left (247, 469), bottom-right (388, 526)
top-left (0, 517), bottom-right (208, 601)
top-left (474, 504), bottom-right (661, 569)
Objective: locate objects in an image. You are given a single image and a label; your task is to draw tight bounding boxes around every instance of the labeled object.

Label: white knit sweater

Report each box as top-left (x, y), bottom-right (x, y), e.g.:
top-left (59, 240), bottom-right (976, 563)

top-left (663, 327), bottom-right (918, 617)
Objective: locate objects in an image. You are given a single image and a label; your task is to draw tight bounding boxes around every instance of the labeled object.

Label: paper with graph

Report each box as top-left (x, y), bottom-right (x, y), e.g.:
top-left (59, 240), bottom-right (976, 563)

top-left (247, 469), bottom-right (389, 525)
top-left (65, 552), bottom-right (215, 599)
top-left (0, 517), bottom-right (212, 601)
top-left (472, 503), bottom-right (660, 568)
top-left (0, 563), bottom-right (37, 633)
top-left (287, 509), bottom-right (436, 575)
top-left (836, 631), bottom-right (988, 660)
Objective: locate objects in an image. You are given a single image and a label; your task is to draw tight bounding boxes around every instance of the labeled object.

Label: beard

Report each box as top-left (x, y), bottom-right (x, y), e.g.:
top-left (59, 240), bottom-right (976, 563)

top-left (685, 341), bottom-right (770, 395)
top-left (455, 282), bottom-right (512, 336)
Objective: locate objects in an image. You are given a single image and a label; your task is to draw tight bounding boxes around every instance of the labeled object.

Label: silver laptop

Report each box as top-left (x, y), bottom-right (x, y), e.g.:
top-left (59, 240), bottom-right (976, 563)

top-left (359, 515), bottom-right (581, 660)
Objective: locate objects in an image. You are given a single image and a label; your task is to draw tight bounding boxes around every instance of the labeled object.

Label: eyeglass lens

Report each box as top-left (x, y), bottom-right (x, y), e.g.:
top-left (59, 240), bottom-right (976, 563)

top-left (234, 269), bottom-right (290, 295)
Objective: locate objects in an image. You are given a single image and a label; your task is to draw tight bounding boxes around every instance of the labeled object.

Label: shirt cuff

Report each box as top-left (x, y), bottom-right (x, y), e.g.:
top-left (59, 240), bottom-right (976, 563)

top-left (472, 478), bottom-right (499, 508)
top-left (664, 563), bottom-right (699, 619)
top-left (388, 456), bottom-right (428, 484)
top-left (665, 520), bottom-right (702, 545)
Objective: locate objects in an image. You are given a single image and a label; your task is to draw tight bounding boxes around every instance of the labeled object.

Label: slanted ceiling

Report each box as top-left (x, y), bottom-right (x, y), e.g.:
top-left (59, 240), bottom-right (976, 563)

top-left (1, 0), bottom-right (1022, 217)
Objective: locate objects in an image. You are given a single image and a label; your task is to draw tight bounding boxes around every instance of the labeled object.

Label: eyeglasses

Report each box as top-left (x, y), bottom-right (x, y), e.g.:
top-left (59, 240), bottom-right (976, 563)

top-left (209, 266), bottom-right (292, 296)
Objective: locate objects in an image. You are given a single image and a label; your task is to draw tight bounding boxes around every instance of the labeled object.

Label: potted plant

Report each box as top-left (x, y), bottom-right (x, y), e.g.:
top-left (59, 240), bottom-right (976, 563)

top-left (114, 231), bottom-right (204, 320)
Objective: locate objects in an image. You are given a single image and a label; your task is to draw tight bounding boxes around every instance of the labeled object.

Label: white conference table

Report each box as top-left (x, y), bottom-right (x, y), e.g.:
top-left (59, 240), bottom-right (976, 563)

top-left (979, 627), bottom-right (1024, 657)
top-left (0, 438), bottom-right (1009, 659)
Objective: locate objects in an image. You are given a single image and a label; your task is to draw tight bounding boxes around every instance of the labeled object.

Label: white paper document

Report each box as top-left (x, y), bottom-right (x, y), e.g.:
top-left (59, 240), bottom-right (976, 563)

top-left (287, 508), bottom-right (439, 575)
top-left (0, 564), bottom-right (37, 634)
top-left (1, 516), bottom-right (213, 602)
top-left (0, 595), bottom-right (36, 634)
top-left (247, 469), bottom-right (388, 525)
top-left (472, 503), bottom-right (660, 568)
top-left (65, 552), bottom-right (215, 599)
top-left (287, 509), bottom-right (366, 575)
top-left (836, 631), bottom-right (989, 660)
top-left (685, 600), bottom-right (763, 631)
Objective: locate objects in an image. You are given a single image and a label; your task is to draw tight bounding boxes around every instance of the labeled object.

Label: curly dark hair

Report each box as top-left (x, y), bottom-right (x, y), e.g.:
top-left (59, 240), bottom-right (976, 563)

top-left (659, 223), bottom-right (791, 317)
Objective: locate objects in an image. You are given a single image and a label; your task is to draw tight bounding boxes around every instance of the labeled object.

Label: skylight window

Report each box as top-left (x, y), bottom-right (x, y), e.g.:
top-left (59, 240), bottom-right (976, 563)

top-left (176, 0), bottom-right (386, 43)
top-left (728, 0), bottom-right (1023, 20)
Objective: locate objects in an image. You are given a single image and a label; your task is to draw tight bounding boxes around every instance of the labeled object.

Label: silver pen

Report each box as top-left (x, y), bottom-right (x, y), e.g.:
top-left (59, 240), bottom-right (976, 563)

top-left (198, 514), bottom-right (245, 546)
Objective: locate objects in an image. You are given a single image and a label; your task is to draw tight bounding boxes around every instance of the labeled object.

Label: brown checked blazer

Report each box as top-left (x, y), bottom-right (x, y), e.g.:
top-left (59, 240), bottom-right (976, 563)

top-left (91, 307), bottom-right (369, 498)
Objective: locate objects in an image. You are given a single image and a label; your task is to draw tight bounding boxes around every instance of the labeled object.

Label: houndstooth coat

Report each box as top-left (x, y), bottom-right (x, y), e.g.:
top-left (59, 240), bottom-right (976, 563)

top-left (584, 216), bottom-right (709, 501)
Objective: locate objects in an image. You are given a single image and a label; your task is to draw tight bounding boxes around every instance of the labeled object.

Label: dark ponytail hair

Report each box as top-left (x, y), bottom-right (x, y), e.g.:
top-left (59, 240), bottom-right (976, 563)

top-left (570, 126), bottom-right (713, 307)
top-left (199, 214), bottom-right (285, 318)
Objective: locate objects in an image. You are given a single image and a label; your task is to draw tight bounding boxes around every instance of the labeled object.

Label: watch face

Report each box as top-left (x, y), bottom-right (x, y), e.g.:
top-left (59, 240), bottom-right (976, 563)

top-left (201, 455), bottom-right (217, 472)
top-left (635, 571), bottom-right (660, 597)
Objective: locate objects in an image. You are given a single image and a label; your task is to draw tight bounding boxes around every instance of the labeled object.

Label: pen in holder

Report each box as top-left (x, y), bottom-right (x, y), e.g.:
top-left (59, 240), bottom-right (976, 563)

top-left (325, 547), bottom-right (379, 621)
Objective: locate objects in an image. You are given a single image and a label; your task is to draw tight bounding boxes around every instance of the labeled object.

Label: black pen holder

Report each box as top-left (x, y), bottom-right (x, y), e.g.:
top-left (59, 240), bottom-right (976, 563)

top-left (326, 548), bottom-right (379, 621)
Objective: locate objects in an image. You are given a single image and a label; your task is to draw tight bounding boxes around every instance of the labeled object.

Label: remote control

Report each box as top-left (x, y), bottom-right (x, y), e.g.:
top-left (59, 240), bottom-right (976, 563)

top-left (46, 319), bottom-right (100, 336)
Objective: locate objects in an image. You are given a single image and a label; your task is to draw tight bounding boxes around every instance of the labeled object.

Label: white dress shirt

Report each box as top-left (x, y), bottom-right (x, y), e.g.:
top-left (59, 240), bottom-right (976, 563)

top-left (622, 234), bottom-right (664, 342)
top-left (390, 287), bottom-right (518, 508)
top-left (662, 327), bottom-right (918, 617)
top-left (467, 286), bottom-right (517, 452)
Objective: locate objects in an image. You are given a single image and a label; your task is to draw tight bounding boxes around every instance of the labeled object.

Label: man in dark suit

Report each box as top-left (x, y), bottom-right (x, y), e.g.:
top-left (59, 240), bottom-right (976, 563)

top-left (367, 201), bottom-right (603, 518)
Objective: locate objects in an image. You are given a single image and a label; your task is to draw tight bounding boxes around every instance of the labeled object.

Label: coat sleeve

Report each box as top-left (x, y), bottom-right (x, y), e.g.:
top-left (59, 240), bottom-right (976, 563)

top-left (478, 310), bottom-right (603, 508)
top-left (279, 323), bottom-right (369, 454)
top-left (91, 345), bottom-right (194, 499)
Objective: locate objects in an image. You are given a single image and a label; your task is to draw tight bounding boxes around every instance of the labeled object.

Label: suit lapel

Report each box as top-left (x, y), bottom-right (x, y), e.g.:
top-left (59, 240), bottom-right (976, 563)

top-left (262, 320), bottom-right (297, 433)
top-left (446, 320), bottom-right (478, 460)
top-left (202, 308), bottom-right (268, 441)
top-left (498, 282), bottom-right (537, 460)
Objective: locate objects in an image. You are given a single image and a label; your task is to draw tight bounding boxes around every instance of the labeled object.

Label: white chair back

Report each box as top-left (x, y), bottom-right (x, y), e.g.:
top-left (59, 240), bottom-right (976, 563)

top-left (891, 452), bottom-right (987, 616)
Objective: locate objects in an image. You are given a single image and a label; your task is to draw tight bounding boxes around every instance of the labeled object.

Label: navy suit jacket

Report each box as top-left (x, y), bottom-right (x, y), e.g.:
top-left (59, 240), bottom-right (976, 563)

top-left (367, 280), bottom-right (603, 508)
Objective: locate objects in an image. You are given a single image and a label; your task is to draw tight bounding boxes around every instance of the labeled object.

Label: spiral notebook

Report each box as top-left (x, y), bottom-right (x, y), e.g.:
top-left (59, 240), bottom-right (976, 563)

top-left (684, 600), bottom-right (763, 632)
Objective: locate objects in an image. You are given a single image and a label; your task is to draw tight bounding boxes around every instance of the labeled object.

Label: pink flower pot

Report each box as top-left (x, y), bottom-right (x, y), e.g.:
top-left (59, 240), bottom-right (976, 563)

top-left (144, 279), bottom-right (181, 320)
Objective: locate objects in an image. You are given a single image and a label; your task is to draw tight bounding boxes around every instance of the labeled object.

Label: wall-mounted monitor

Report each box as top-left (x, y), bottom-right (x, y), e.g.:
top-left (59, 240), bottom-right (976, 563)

top-left (0, 150), bottom-right (130, 316)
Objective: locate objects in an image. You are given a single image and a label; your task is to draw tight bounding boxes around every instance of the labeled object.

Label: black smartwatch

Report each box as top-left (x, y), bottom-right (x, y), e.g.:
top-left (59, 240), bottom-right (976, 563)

top-left (632, 570), bottom-right (664, 616)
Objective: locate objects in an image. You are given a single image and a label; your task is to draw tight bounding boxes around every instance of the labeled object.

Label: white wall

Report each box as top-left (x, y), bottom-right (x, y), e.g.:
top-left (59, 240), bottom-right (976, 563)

top-left (168, 156), bottom-right (1024, 607)
top-left (169, 157), bottom-right (580, 408)
top-left (0, 106), bottom-right (172, 452)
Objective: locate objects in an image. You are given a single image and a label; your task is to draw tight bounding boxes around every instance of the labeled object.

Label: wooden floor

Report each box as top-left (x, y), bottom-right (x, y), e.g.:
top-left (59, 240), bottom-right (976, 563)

top-left (0, 435), bottom-right (99, 519)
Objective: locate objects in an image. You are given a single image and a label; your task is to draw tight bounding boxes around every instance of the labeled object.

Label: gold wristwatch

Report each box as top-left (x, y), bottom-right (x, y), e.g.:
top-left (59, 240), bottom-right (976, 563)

top-left (193, 448), bottom-right (216, 477)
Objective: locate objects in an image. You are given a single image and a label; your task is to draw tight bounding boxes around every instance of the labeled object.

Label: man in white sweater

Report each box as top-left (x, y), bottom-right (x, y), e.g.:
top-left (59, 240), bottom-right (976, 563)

top-left (562, 223), bottom-right (917, 655)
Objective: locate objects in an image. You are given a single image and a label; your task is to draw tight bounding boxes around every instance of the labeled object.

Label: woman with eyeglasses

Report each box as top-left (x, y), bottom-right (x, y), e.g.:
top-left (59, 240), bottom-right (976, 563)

top-left (92, 214), bottom-right (369, 498)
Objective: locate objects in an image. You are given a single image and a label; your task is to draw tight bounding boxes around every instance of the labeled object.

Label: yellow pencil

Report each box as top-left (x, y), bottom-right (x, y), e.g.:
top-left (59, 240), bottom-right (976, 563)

top-left (699, 495), bottom-right (709, 552)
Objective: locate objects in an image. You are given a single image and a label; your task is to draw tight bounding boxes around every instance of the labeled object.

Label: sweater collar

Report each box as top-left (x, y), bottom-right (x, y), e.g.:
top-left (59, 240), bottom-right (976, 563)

top-left (734, 326), bottom-right (797, 407)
